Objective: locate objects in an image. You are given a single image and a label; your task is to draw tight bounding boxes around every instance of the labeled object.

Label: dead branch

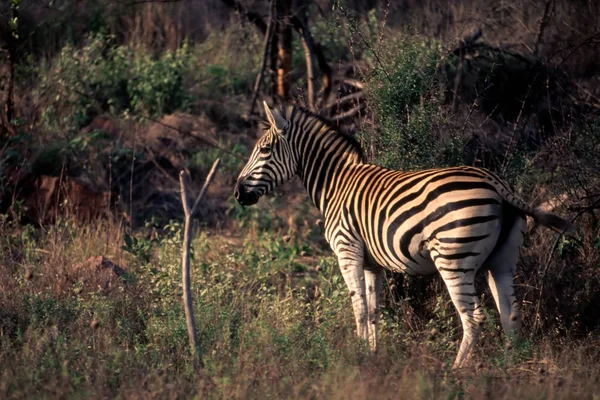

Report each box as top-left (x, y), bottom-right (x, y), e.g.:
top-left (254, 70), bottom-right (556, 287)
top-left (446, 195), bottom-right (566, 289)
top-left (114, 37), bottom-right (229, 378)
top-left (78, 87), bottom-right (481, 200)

top-left (220, 0), bottom-right (267, 34)
top-left (533, 0), bottom-right (555, 57)
top-left (249, 0), bottom-right (276, 117)
top-left (338, 5), bottom-right (391, 83)
top-left (314, 43), bottom-right (333, 105)
top-left (329, 104), bottom-right (364, 123)
top-left (340, 78), bottom-right (364, 90)
top-left (3, 0), bottom-right (17, 139)
top-left (179, 158), bottom-right (221, 369)
top-left (289, 15), bottom-right (332, 107)
top-left (323, 91), bottom-right (364, 110)
top-left (290, 15), bottom-right (317, 111)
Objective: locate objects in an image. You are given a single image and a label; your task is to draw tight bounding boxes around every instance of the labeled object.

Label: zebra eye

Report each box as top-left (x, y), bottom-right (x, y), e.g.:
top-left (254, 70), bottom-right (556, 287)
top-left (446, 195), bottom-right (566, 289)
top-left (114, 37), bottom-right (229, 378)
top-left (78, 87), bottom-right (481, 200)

top-left (259, 145), bottom-right (272, 155)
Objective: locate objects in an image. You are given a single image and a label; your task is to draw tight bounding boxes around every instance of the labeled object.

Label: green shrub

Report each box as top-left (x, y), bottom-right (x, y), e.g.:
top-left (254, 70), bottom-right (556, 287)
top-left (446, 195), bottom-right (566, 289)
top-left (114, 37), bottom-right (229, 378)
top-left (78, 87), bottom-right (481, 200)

top-left (363, 37), bottom-right (463, 171)
top-left (128, 43), bottom-right (193, 117)
top-left (41, 34), bottom-right (193, 135)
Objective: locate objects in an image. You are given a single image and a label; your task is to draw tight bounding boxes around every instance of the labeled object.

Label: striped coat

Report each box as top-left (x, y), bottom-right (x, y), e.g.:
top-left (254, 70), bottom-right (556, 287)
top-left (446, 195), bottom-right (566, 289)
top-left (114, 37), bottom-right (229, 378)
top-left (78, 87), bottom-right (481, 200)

top-left (235, 103), bottom-right (574, 367)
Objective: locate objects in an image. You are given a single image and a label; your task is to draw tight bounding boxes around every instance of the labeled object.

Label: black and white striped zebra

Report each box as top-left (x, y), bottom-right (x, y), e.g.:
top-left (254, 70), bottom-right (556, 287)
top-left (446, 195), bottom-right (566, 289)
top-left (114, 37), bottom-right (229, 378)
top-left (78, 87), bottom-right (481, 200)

top-left (234, 102), bottom-right (574, 368)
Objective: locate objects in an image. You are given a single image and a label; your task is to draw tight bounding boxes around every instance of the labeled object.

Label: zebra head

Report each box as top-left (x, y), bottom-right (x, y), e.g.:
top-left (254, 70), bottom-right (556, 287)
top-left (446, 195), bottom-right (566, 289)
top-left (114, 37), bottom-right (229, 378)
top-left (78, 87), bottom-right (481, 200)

top-left (234, 102), bottom-right (297, 206)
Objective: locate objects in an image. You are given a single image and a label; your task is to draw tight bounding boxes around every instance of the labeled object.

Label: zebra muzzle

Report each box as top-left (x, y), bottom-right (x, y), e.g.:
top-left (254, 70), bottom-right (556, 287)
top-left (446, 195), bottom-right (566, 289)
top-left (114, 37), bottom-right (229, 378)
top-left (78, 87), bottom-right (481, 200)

top-left (234, 179), bottom-right (260, 206)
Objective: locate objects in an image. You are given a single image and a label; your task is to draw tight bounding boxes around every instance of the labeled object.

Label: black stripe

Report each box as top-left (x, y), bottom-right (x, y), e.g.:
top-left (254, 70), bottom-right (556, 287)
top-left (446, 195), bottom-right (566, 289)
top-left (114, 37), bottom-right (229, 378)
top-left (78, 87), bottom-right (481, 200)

top-left (438, 267), bottom-right (475, 273)
top-left (437, 234), bottom-right (490, 244)
top-left (386, 171), bottom-right (493, 218)
top-left (432, 252), bottom-right (480, 261)
top-left (429, 215), bottom-right (499, 239)
top-left (449, 282), bottom-right (475, 287)
top-left (397, 199), bottom-right (499, 263)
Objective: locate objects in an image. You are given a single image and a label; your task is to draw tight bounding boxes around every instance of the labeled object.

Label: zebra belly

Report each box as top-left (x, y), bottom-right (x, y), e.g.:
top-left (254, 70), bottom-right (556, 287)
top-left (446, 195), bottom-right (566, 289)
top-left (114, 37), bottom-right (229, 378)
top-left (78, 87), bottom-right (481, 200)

top-left (363, 238), bottom-right (437, 276)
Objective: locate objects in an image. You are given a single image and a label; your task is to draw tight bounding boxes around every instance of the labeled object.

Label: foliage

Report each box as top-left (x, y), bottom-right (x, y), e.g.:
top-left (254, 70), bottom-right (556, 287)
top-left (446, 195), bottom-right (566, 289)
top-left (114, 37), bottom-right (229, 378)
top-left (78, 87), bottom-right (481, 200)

top-left (363, 37), bottom-right (464, 171)
top-left (1, 216), bottom-right (599, 398)
top-left (40, 33), bottom-right (193, 135)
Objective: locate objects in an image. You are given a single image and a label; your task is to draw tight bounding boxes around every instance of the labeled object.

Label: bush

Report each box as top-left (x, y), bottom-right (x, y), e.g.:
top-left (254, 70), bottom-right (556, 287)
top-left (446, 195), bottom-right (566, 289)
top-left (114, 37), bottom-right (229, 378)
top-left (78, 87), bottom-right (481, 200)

top-left (40, 34), bottom-right (193, 135)
top-left (363, 36), bottom-right (464, 171)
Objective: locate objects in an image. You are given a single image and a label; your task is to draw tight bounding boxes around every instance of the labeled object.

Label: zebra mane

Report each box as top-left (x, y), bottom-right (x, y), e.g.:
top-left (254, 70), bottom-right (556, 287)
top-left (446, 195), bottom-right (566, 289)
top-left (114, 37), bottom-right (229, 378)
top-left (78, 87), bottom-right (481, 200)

top-left (260, 105), bottom-right (365, 162)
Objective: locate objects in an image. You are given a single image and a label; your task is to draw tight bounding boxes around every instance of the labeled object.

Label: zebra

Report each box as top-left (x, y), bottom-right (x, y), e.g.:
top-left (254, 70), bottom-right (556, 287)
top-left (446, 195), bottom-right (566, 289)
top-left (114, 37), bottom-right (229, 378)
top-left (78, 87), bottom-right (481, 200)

top-left (234, 102), bottom-right (574, 368)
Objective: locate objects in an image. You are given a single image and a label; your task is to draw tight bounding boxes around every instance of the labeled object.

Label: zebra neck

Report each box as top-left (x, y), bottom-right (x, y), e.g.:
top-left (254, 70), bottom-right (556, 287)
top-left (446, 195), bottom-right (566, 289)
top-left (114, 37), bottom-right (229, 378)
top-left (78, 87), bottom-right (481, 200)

top-left (296, 131), bottom-right (361, 216)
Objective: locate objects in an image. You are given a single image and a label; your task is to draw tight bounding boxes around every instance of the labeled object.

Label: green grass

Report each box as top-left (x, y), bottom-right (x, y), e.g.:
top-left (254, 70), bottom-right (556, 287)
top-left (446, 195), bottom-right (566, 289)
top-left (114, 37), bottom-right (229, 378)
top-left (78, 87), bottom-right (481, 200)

top-left (1, 215), bottom-right (599, 399)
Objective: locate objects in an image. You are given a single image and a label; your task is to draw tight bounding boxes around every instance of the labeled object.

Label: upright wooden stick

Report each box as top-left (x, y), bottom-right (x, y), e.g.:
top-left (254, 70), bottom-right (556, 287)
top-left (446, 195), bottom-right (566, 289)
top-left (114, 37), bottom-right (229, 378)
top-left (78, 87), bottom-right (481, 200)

top-left (179, 159), bottom-right (221, 368)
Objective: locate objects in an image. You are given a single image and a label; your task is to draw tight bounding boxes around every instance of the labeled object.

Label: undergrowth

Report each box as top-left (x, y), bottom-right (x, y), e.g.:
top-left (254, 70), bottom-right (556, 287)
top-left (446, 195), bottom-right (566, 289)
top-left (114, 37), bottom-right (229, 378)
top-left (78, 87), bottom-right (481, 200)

top-left (0, 212), bottom-right (598, 398)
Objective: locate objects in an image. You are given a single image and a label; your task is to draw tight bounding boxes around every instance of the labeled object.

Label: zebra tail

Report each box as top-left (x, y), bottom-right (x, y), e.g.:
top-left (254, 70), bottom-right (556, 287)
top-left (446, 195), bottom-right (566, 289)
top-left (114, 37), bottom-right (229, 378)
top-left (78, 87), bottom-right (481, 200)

top-left (531, 210), bottom-right (576, 233)
top-left (494, 180), bottom-right (576, 234)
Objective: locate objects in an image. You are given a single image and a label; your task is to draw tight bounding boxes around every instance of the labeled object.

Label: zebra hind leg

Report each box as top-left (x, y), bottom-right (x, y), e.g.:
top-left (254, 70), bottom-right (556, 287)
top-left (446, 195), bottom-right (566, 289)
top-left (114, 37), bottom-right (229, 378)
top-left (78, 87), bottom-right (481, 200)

top-left (437, 265), bottom-right (486, 368)
top-left (364, 266), bottom-right (383, 352)
top-left (485, 215), bottom-right (526, 355)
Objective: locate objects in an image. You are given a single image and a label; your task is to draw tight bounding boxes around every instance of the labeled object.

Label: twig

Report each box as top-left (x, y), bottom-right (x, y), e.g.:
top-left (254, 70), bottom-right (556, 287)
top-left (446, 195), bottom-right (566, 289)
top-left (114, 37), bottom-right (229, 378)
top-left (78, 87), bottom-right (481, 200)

top-left (377, 0), bottom-right (392, 46)
top-left (249, 0), bottom-right (276, 117)
top-left (533, 0), bottom-right (555, 57)
top-left (500, 76), bottom-right (537, 175)
top-left (459, 62), bottom-right (497, 137)
top-left (553, 31), bottom-right (600, 67)
top-left (3, 0), bottom-right (18, 139)
top-left (338, 6), bottom-right (391, 82)
top-left (179, 158), bottom-right (221, 369)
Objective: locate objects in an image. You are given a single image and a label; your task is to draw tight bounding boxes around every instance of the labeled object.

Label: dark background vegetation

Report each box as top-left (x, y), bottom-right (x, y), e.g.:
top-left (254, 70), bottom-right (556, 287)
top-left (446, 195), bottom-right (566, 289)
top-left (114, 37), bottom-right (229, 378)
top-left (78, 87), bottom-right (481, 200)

top-left (1, 0), bottom-right (599, 398)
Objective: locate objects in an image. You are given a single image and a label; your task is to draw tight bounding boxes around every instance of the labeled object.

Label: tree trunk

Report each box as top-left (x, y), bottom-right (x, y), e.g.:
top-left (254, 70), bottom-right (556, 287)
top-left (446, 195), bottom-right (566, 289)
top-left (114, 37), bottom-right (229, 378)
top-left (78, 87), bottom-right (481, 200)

top-left (275, 0), bottom-right (293, 99)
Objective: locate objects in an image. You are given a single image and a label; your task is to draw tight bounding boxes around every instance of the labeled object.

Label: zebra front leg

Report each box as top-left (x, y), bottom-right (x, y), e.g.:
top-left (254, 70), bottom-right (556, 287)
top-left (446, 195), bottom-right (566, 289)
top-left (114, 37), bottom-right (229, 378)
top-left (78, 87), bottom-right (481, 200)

top-left (338, 254), bottom-right (369, 345)
top-left (365, 266), bottom-right (383, 352)
top-left (438, 266), bottom-right (486, 368)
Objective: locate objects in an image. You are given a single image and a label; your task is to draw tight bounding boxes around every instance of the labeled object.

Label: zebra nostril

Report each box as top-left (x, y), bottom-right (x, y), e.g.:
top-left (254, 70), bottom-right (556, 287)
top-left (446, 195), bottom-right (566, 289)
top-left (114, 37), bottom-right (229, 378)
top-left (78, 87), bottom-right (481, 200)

top-left (234, 179), bottom-right (245, 201)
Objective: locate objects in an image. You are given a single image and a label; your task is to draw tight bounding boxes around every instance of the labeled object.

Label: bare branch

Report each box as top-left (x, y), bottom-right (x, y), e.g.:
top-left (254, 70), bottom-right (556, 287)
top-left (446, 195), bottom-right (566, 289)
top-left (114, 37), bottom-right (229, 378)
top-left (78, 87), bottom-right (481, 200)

top-left (330, 105), bottom-right (364, 123)
top-left (290, 16), bottom-right (317, 111)
top-left (323, 91), bottom-right (364, 110)
top-left (338, 6), bottom-right (391, 82)
top-left (190, 159), bottom-right (221, 216)
top-left (179, 158), bottom-right (221, 369)
top-left (533, 0), bottom-right (555, 57)
top-left (289, 15), bottom-right (332, 107)
top-left (220, 0), bottom-right (267, 35)
top-left (249, 0), bottom-right (276, 117)
top-left (340, 78), bottom-right (364, 90)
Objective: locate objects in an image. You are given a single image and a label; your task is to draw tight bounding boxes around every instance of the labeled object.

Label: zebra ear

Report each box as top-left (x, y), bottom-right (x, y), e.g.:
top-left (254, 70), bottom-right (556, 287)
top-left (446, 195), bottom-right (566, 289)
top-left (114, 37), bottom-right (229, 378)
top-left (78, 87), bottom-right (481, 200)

top-left (263, 101), bottom-right (288, 131)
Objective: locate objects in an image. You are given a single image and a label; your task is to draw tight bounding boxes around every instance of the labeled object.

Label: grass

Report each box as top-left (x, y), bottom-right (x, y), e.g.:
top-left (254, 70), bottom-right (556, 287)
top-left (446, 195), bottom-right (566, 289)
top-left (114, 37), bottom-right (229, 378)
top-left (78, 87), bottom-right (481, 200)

top-left (1, 213), bottom-right (599, 399)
